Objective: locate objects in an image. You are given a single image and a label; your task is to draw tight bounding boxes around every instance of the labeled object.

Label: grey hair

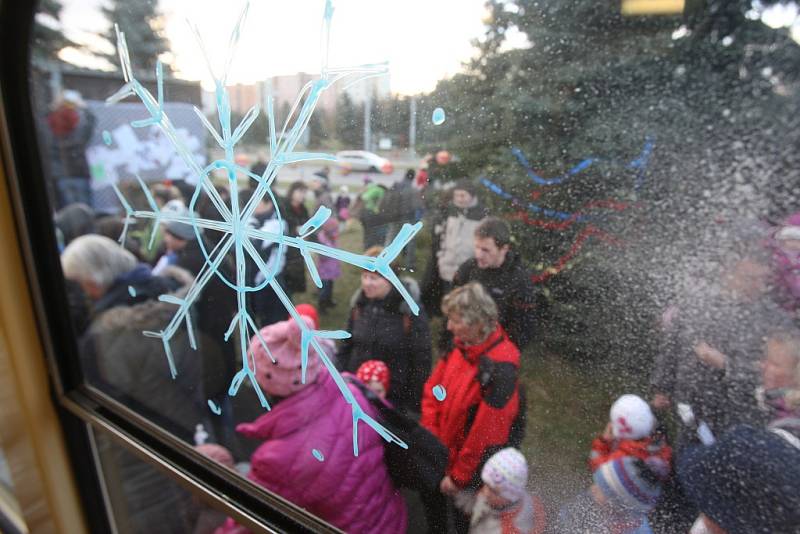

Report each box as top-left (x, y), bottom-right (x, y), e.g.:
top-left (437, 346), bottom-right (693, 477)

top-left (61, 235), bottom-right (137, 291)
top-left (441, 282), bottom-right (498, 338)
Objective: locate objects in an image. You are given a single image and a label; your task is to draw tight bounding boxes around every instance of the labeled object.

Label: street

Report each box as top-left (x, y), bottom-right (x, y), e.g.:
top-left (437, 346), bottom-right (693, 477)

top-left (271, 163), bottom-right (408, 194)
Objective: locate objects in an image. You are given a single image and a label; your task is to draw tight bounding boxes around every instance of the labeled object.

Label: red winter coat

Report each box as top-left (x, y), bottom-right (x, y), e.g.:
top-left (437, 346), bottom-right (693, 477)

top-left (421, 325), bottom-right (520, 487)
top-left (589, 435), bottom-right (672, 478)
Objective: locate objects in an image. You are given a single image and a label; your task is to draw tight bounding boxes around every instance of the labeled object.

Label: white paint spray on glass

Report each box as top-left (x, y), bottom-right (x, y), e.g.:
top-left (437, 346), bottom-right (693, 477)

top-left (106, 0), bottom-right (420, 456)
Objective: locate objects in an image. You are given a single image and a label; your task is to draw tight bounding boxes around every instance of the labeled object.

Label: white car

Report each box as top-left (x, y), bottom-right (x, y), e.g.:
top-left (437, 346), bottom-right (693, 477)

top-left (335, 150), bottom-right (393, 174)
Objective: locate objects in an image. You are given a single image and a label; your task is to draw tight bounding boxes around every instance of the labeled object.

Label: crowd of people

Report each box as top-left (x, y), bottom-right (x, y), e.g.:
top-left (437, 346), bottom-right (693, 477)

top-left (51, 146), bottom-right (800, 533)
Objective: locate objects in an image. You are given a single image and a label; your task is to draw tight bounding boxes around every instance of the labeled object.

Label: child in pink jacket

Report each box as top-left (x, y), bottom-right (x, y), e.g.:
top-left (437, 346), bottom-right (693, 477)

top-left (209, 309), bottom-right (406, 534)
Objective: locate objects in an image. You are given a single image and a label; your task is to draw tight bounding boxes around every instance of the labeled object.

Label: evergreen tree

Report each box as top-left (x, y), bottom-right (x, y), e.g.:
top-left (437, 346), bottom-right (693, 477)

top-left (417, 0), bottom-right (800, 368)
top-left (101, 0), bottom-right (172, 75)
top-left (334, 93), bottom-right (363, 148)
top-left (372, 95), bottom-right (410, 147)
top-left (307, 108), bottom-right (331, 149)
top-left (32, 0), bottom-right (76, 65)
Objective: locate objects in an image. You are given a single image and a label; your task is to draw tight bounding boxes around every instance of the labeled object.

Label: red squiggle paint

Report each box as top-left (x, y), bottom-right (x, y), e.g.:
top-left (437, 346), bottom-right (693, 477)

top-left (530, 225), bottom-right (621, 284)
top-left (582, 200), bottom-right (631, 211)
top-left (511, 200), bottom-right (632, 231)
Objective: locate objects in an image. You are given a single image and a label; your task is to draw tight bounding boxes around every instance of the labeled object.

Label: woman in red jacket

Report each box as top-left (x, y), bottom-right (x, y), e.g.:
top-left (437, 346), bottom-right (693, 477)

top-left (421, 282), bottom-right (521, 533)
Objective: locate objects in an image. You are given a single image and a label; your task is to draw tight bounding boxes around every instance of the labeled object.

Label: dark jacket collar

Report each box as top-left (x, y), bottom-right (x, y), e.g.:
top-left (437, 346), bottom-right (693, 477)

top-left (94, 263), bottom-right (181, 314)
top-left (356, 286), bottom-right (405, 314)
top-left (481, 249), bottom-right (521, 274)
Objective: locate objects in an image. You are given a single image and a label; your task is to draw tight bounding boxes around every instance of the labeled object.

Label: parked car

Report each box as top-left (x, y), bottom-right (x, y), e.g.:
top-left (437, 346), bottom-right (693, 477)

top-left (335, 151), bottom-right (393, 174)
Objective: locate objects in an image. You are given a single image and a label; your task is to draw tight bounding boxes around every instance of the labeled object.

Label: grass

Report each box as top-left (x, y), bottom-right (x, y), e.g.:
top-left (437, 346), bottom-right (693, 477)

top-left (292, 219), bottom-right (611, 500)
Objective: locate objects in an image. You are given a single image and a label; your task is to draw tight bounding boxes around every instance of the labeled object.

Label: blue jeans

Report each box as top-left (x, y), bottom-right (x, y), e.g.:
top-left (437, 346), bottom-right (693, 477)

top-left (57, 177), bottom-right (92, 209)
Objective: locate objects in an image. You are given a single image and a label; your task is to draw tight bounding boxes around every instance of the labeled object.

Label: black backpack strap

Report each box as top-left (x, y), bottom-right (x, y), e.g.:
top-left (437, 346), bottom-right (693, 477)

top-left (473, 335), bottom-right (526, 447)
top-left (471, 336), bottom-right (504, 376)
top-left (477, 356), bottom-right (518, 409)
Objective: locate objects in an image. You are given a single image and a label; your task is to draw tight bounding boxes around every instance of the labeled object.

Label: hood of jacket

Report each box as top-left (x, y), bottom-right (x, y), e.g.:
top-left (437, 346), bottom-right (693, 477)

top-left (93, 264), bottom-right (194, 331)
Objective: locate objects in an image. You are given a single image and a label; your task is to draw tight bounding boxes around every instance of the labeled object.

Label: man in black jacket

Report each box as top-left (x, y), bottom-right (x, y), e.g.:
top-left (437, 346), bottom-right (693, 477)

top-left (452, 217), bottom-right (538, 350)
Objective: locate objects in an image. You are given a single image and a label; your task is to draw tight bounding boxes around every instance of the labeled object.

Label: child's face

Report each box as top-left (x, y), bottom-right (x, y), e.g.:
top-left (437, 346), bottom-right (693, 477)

top-left (255, 199), bottom-right (274, 216)
top-left (725, 258), bottom-right (770, 298)
top-left (590, 483), bottom-right (608, 506)
top-left (479, 483), bottom-right (515, 509)
top-left (761, 339), bottom-right (798, 391)
top-left (366, 379), bottom-right (386, 398)
top-left (291, 188), bottom-right (307, 205)
top-left (452, 189), bottom-right (473, 209)
top-left (779, 238), bottom-right (800, 254)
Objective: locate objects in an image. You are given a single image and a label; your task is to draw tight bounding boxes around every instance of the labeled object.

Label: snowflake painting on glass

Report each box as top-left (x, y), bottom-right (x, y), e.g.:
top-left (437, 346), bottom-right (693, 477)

top-left (105, 0), bottom-right (421, 455)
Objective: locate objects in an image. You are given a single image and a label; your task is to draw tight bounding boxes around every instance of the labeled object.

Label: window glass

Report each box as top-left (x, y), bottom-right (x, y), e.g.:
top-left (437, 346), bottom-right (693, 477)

top-left (91, 428), bottom-right (229, 534)
top-left (0, 447), bottom-right (26, 534)
top-left (0, 448), bottom-right (12, 491)
top-left (28, 0), bottom-right (800, 532)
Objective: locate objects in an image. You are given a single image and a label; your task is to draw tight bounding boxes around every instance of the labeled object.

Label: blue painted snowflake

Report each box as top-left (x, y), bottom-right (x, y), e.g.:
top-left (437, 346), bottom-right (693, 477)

top-left (107, 1), bottom-right (421, 455)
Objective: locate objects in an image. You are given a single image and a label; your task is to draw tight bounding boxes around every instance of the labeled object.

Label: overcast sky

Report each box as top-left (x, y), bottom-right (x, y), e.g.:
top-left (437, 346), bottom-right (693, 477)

top-left (54, 1), bottom-right (800, 95)
top-left (56, 0), bottom-right (495, 95)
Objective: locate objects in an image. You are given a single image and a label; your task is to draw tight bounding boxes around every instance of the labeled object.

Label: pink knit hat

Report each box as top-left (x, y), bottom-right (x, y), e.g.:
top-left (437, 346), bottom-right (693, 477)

top-left (249, 314), bottom-right (323, 398)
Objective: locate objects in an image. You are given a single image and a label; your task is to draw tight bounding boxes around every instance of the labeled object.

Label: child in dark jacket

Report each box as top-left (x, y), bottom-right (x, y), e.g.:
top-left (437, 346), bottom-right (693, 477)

top-left (589, 394), bottom-right (672, 478)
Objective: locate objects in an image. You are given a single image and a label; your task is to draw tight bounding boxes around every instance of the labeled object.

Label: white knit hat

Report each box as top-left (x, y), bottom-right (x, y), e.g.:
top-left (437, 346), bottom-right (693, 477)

top-left (610, 394), bottom-right (655, 440)
top-left (776, 226), bottom-right (800, 241)
top-left (61, 89), bottom-right (86, 107)
top-left (480, 448), bottom-right (528, 502)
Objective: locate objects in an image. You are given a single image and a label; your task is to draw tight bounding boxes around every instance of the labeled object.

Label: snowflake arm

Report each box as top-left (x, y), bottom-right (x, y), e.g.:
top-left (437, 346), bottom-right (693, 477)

top-left (246, 219), bottom-right (423, 315)
top-left (142, 233), bottom-right (234, 377)
top-left (107, 0), bottom-right (420, 456)
top-left (107, 32), bottom-right (233, 224)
